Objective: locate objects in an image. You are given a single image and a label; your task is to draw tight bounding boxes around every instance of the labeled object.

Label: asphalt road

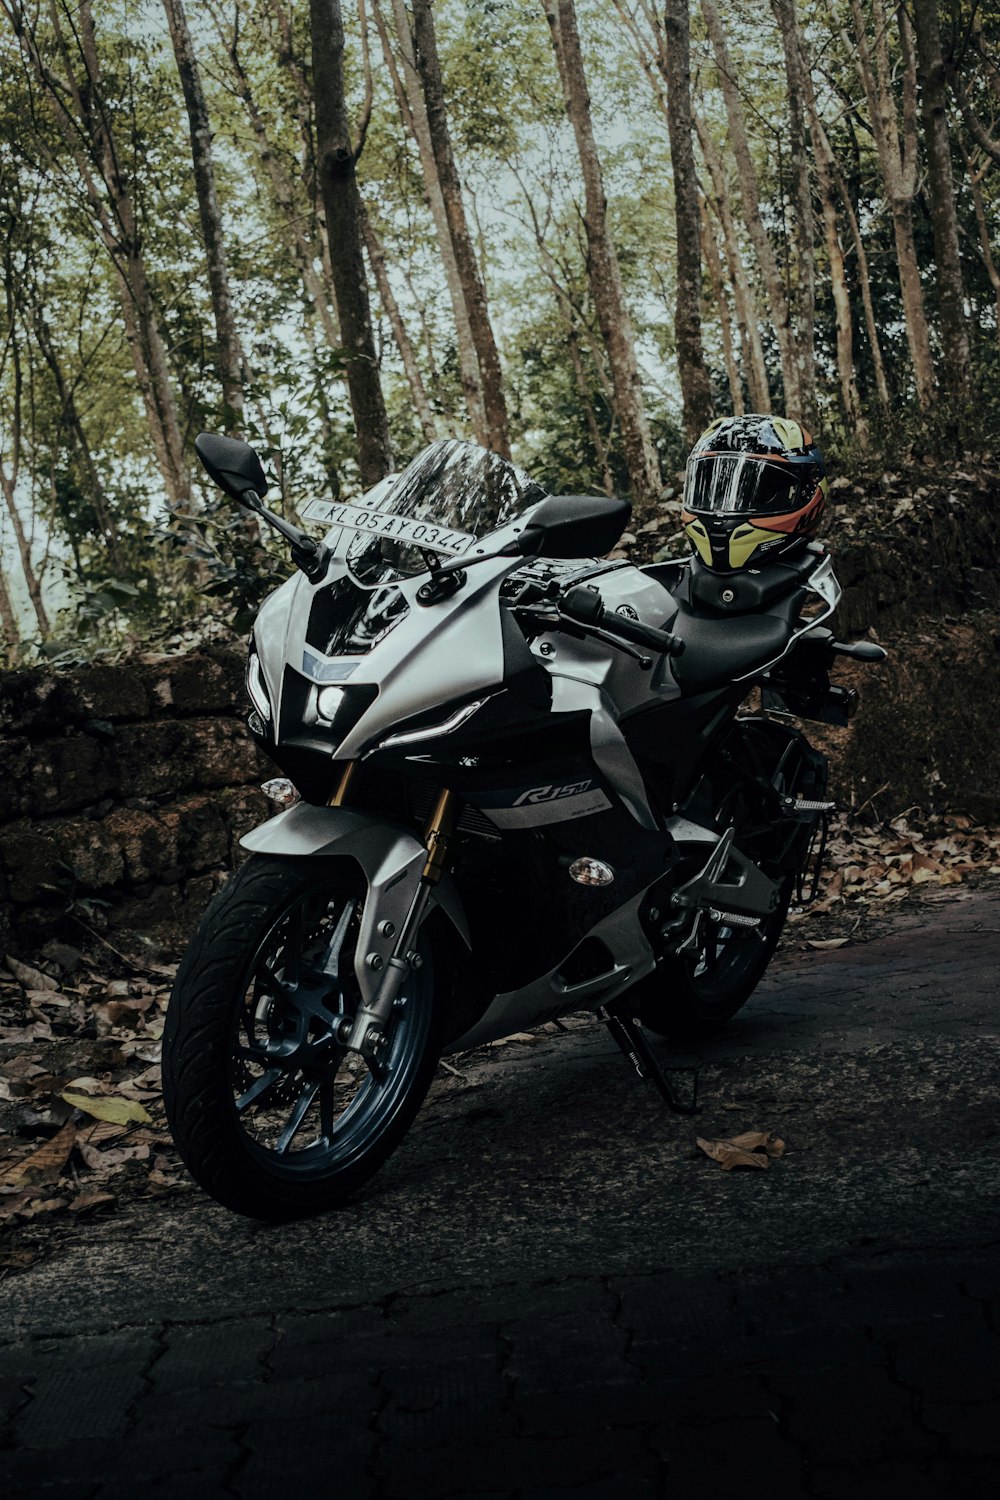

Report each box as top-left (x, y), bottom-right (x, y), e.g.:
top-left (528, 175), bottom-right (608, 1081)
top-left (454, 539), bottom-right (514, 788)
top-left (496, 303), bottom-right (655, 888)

top-left (2, 886), bottom-right (999, 1497)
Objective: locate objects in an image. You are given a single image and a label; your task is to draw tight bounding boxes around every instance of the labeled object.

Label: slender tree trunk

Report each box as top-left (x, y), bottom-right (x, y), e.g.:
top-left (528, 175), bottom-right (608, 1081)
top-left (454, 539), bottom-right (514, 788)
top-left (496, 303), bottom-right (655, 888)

top-left (379, 0), bottom-right (485, 440)
top-left (797, 31), bottom-right (865, 441)
top-left (4, 0), bottom-right (190, 506)
top-left (661, 0), bottom-right (713, 444)
top-left (910, 0), bottom-right (972, 406)
top-left (407, 0), bottom-right (510, 457)
top-left (32, 308), bottom-right (124, 561)
top-left (162, 0), bottom-right (244, 428)
top-left (0, 459), bottom-right (49, 636)
top-left (0, 564), bottom-right (18, 662)
top-left (770, 0), bottom-right (816, 421)
top-left (700, 194), bottom-right (744, 415)
top-left (696, 117), bottom-right (770, 410)
top-left (848, 0), bottom-right (935, 405)
top-left (360, 203), bottom-right (437, 444)
top-left (542, 0), bottom-right (662, 505)
top-left (701, 0), bottom-right (802, 414)
top-left (310, 0), bottom-right (393, 486)
top-left (827, 150), bottom-right (891, 408)
top-left (960, 143), bottom-right (1000, 341)
top-left (567, 325), bottom-right (615, 496)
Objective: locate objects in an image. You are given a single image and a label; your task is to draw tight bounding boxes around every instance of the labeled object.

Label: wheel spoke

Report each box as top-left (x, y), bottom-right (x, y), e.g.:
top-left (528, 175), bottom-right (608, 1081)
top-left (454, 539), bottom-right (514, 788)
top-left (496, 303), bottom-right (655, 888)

top-left (275, 1079), bottom-right (320, 1154)
top-left (235, 1067), bottom-right (285, 1113)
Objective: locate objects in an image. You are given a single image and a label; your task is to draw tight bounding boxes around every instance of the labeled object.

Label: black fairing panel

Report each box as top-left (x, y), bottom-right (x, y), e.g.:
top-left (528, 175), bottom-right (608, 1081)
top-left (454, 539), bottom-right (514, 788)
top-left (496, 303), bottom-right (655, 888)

top-left (621, 686), bottom-right (741, 806)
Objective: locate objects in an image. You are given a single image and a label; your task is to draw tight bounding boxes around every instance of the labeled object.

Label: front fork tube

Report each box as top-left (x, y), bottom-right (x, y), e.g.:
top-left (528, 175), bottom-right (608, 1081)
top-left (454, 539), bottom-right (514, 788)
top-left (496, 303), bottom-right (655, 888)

top-left (345, 787), bottom-right (458, 1061)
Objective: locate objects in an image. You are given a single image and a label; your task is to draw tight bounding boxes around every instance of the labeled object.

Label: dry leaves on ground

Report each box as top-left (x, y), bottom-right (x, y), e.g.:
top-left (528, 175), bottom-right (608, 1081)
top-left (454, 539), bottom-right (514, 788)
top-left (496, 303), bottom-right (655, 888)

top-left (697, 1131), bottom-right (786, 1171)
top-left (790, 811), bottom-right (1000, 927)
top-left (0, 952), bottom-right (191, 1258)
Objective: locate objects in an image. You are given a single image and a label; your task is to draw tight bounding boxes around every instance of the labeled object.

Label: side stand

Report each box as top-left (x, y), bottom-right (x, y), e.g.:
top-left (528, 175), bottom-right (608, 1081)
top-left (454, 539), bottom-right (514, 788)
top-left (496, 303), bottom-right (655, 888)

top-left (599, 1007), bottom-right (698, 1116)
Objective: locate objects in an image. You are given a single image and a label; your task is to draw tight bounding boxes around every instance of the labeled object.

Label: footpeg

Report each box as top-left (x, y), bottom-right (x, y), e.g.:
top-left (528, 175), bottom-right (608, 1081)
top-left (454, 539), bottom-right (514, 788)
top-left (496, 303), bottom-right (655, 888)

top-left (705, 908), bottom-right (760, 929)
top-left (599, 1007), bottom-right (698, 1115)
top-left (786, 797), bottom-right (835, 813)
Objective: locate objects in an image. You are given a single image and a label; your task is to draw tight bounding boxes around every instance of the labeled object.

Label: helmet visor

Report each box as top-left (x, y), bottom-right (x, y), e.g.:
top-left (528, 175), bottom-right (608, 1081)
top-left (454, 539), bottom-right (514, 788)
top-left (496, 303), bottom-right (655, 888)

top-left (685, 454), bottom-right (803, 516)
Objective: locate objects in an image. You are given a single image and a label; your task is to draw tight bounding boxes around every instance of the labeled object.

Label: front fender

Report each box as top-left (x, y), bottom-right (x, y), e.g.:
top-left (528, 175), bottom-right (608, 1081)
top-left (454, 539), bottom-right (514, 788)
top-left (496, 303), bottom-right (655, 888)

top-left (241, 803), bottom-right (470, 1008)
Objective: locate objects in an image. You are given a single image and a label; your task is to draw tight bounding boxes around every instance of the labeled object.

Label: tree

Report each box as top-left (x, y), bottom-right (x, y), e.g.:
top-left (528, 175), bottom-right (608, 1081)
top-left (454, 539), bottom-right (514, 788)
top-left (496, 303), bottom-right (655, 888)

top-left (541, 0), bottom-right (661, 505)
top-left (661, 0), bottom-right (713, 445)
top-left (310, 0), bottom-right (394, 486)
top-left (409, 0), bottom-right (510, 458)
top-left (162, 0), bottom-right (244, 430)
top-left (911, 0), bottom-right (972, 407)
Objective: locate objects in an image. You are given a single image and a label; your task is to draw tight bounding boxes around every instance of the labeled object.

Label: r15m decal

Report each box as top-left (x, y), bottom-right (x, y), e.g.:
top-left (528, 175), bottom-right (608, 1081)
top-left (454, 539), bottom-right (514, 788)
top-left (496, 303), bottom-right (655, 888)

top-left (479, 779), bottom-right (612, 829)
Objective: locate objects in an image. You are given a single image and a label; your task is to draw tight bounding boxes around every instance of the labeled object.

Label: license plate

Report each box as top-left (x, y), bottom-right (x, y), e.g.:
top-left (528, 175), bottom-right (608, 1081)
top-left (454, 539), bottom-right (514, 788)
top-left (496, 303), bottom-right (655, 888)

top-left (301, 499), bottom-right (476, 557)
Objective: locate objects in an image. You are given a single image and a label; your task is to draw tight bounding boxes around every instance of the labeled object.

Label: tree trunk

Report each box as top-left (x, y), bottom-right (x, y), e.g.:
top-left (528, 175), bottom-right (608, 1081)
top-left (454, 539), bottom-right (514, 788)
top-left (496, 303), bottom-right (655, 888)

top-left (797, 31), bottom-right (865, 441)
top-left (770, 0), bottom-right (816, 421)
top-left (700, 194), bottom-right (744, 415)
top-left (0, 459), bottom-right (50, 637)
top-left (0, 564), bottom-right (19, 663)
top-left (910, 0), bottom-right (972, 406)
top-left (695, 116), bottom-right (770, 411)
top-left (408, 0), bottom-right (510, 458)
top-left (32, 307), bottom-right (125, 562)
top-left (848, 0), bottom-right (935, 406)
top-left (960, 143), bottom-right (1000, 342)
top-left (661, 0), bottom-right (713, 444)
top-left (4, 0), bottom-right (190, 506)
top-left (542, 0), bottom-right (662, 505)
top-left (379, 0), bottom-right (485, 440)
top-left (310, 0), bottom-right (394, 487)
top-left (162, 0), bottom-right (244, 429)
top-left (701, 0), bottom-right (802, 415)
top-left (360, 203), bottom-right (437, 444)
top-left (826, 149), bottom-right (891, 408)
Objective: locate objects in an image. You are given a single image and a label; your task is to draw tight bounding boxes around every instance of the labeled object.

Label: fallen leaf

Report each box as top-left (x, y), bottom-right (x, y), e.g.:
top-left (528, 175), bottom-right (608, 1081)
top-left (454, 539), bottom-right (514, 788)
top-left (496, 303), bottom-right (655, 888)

top-left (0, 1121), bottom-right (76, 1187)
top-left (5, 956), bottom-right (58, 991)
top-left (61, 1091), bottom-right (152, 1126)
top-left (806, 937), bottom-right (851, 950)
top-left (696, 1131), bottom-right (786, 1171)
top-left (68, 1190), bottom-right (116, 1215)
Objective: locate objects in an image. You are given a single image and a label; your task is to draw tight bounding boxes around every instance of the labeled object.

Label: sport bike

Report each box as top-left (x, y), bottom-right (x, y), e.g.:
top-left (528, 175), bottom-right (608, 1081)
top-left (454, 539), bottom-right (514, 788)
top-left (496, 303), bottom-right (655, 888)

top-left (163, 435), bottom-right (885, 1218)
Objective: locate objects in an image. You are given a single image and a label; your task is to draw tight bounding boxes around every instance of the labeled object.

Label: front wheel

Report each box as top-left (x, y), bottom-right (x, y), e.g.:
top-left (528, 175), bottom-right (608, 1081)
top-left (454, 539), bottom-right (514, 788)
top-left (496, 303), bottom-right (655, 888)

top-left (162, 854), bottom-right (443, 1219)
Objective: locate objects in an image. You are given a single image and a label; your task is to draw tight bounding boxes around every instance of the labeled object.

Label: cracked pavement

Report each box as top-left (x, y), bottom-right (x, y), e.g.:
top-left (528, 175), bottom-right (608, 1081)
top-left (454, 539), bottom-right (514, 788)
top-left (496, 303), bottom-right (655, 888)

top-left (2, 887), bottom-right (999, 1497)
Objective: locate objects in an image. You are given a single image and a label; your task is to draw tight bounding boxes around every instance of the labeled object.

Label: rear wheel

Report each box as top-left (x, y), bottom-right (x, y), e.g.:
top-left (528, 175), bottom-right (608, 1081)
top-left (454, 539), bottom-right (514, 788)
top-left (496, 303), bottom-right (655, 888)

top-left (637, 875), bottom-right (793, 1040)
top-left (162, 854), bottom-right (442, 1219)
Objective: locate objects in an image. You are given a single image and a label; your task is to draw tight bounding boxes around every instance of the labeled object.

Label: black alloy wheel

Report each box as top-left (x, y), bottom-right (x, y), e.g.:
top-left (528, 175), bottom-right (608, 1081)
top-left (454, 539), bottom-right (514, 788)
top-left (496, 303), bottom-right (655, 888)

top-left (162, 854), bottom-right (442, 1219)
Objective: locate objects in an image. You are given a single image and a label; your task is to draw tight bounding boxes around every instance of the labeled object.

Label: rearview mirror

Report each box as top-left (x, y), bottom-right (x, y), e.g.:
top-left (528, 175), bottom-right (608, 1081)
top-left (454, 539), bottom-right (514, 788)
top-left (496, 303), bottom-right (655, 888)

top-left (194, 432), bottom-right (269, 504)
top-left (511, 494), bottom-right (631, 560)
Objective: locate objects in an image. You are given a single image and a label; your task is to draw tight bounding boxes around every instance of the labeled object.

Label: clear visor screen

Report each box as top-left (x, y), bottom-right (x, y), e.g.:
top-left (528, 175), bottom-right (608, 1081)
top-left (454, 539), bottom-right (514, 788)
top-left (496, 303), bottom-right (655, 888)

top-left (685, 455), bottom-right (801, 514)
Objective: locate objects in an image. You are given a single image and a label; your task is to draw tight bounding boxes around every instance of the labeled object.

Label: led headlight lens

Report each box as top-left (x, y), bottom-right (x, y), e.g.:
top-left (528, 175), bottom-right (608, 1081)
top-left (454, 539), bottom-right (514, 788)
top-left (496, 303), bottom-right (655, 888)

top-left (316, 686), bottom-right (346, 721)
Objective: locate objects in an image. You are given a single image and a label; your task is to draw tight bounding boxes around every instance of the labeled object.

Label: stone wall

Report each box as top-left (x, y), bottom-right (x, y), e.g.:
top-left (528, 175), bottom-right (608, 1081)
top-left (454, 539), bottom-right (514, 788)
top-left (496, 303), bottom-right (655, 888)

top-left (0, 650), bottom-right (270, 960)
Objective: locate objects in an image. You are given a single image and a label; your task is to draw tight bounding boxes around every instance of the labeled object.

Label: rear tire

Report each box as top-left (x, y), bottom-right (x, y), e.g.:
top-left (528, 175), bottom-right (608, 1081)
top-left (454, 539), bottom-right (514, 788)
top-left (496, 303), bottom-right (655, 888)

top-left (162, 854), bottom-right (443, 1219)
top-left (637, 876), bottom-right (793, 1041)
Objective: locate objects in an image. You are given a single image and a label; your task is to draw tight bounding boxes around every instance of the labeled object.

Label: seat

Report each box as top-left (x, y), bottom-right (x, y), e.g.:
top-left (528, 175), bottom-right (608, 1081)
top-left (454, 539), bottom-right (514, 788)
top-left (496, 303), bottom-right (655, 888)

top-left (670, 590), bottom-right (806, 692)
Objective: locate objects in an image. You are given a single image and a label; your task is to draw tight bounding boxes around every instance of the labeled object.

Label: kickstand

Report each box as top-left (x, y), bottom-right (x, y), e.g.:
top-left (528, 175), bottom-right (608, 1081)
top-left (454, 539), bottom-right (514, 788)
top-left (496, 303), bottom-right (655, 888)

top-left (599, 1007), bottom-right (698, 1116)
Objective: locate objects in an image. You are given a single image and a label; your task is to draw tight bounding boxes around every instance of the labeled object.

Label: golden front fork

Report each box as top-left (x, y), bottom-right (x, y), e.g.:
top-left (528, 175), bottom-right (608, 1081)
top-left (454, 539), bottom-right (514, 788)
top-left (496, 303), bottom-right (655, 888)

top-left (328, 760), bottom-right (357, 807)
top-left (422, 787), bottom-right (457, 882)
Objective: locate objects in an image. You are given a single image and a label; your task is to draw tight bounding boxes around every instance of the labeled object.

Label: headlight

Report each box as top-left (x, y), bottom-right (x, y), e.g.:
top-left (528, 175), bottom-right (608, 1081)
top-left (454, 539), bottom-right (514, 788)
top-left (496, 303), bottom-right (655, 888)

top-left (246, 652), bottom-right (271, 721)
top-left (316, 686), bottom-right (346, 721)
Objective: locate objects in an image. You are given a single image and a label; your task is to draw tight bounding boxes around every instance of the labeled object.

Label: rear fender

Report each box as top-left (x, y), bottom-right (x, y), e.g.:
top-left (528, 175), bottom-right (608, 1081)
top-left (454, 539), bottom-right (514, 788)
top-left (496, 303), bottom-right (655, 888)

top-left (241, 804), bottom-right (470, 1008)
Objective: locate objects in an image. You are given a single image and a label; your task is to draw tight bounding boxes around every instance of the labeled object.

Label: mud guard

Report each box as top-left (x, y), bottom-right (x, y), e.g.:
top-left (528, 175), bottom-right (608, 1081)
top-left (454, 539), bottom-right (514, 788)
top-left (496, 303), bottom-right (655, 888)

top-left (241, 804), bottom-right (470, 1009)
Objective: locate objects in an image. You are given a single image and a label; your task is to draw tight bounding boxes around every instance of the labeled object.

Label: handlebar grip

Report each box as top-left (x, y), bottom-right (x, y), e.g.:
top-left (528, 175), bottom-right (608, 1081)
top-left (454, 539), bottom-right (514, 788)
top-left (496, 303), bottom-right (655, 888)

top-left (559, 584), bottom-right (685, 657)
top-left (605, 611), bottom-right (685, 658)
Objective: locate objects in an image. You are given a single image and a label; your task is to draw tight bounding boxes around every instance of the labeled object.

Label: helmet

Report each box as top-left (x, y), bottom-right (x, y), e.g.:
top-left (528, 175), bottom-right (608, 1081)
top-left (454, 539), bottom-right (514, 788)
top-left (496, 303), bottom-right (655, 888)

top-left (681, 414), bottom-right (827, 573)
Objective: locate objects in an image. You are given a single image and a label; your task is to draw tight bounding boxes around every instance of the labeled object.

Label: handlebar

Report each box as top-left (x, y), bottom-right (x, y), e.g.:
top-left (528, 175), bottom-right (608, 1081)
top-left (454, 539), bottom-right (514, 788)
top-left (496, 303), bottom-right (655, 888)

top-left (559, 584), bottom-right (685, 658)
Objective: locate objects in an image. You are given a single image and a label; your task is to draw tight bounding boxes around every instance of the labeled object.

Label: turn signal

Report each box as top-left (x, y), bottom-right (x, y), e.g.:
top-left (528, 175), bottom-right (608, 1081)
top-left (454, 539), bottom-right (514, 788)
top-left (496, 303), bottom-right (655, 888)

top-left (568, 858), bottom-right (615, 887)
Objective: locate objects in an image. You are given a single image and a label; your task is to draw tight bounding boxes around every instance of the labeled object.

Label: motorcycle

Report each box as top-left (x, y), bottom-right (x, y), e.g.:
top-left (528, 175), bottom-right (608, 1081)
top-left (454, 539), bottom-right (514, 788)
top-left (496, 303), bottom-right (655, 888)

top-left (162, 435), bottom-right (885, 1218)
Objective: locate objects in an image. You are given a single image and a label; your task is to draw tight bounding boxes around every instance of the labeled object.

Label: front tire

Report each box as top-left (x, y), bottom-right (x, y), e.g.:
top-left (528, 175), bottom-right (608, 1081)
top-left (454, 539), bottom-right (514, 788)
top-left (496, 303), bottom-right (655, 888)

top-left (162, 854), bottom-right (443, 1219)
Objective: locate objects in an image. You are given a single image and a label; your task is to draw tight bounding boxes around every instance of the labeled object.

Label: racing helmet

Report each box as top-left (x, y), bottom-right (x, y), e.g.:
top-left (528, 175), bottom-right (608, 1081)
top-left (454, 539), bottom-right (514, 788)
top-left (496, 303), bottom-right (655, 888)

top-left (681, 415), bottom-right (827, 573)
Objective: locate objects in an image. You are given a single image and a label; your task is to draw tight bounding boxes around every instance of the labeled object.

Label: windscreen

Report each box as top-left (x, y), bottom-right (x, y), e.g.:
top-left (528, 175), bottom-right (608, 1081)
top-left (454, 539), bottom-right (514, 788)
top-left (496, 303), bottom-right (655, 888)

top-left (316, 439), bottom-right (546, 586)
